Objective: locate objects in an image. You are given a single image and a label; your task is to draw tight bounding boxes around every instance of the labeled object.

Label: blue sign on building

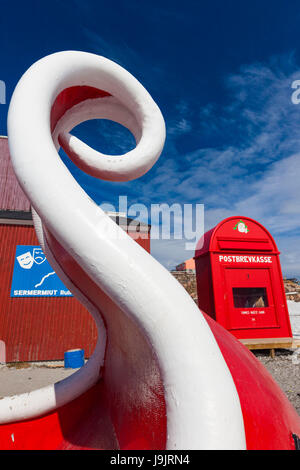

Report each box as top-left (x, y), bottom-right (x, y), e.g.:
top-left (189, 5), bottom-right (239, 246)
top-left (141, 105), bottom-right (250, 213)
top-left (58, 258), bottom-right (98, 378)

top-left (11, 245), bottom-right (73, 297)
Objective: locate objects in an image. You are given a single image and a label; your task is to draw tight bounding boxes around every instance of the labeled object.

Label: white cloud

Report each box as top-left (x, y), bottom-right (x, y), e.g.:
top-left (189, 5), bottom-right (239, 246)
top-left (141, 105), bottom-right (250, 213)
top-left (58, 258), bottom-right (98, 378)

top-left (68, 35), bottom-right (300, 277)
top-left (148, 56), bottom-right (300, 275)
top-left (151, 238), bottom-right (195, 271)
top-left (234, 153), bottom-right (300, 233)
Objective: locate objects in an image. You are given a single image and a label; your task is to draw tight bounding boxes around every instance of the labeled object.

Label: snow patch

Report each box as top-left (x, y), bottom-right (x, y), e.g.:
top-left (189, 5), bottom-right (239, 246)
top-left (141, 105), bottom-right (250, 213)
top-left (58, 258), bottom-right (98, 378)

top-left (287, 300), bottom-right (300, 337)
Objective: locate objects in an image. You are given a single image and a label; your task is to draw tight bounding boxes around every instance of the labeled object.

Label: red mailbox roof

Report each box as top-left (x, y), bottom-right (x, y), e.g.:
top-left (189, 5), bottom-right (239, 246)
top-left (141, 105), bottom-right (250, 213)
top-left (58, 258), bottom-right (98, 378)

top-left (195, 216), bottom-right (279, 258)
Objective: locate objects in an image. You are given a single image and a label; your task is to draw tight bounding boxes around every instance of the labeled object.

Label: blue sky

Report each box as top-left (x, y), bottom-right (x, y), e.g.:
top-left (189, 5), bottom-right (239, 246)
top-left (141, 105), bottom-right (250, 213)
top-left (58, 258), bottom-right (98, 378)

top-left (1, 1), bottom-right (300, 275)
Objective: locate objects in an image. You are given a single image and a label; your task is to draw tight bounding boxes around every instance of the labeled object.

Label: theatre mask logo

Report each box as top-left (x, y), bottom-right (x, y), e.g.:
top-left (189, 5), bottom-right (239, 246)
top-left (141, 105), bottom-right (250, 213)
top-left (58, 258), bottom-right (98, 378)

top-left (17, 251), bottom-right (35, 270)
top-left (11, 245), bottom-right (72, 297)
top-left (32, 248), bottom-right (46, 265)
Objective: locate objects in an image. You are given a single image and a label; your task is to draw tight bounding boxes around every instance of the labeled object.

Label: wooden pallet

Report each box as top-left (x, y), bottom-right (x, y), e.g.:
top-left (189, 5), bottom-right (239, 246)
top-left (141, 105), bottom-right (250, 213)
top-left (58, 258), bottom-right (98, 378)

top-left (239, 337), bottom-right (300, 358)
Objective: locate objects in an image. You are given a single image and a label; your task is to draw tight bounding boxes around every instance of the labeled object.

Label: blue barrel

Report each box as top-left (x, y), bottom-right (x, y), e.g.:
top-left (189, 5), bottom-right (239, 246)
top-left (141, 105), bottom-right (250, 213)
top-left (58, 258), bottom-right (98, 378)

top-left (64, 349), bottom-right (84, 368)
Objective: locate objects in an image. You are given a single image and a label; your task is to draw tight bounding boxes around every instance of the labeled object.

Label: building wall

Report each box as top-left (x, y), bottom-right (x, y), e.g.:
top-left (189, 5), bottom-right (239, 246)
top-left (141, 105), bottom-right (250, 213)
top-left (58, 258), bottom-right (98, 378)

top-left (0, 224), bottom-right (98, 362)
top-left (0, 221), bottom-right (150, 364)
top-left (0, 136), bottom-right (151, 363)
top-left (0, 137), bottom-right (30, 211)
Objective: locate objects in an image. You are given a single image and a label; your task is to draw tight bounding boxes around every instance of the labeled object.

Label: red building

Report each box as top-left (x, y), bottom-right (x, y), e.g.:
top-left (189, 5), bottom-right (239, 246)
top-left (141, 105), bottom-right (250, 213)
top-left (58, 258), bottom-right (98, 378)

top-left (0, 136), bottom-right (151, 363)
top-left (175, 257), bottom-right (195, 272)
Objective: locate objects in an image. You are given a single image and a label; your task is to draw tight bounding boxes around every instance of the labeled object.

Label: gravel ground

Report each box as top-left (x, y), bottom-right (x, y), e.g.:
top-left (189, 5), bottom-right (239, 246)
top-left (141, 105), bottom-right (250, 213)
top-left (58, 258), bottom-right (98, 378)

top-left (0, 352), bottom-right (299, 416)
top-left (253, 349), bottom-right (300, 415)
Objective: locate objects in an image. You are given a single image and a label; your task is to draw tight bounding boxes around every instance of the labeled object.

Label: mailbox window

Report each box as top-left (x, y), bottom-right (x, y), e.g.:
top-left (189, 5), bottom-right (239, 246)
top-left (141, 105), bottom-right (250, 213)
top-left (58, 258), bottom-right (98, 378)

top-left (232, 287), bottom-right (269, 308)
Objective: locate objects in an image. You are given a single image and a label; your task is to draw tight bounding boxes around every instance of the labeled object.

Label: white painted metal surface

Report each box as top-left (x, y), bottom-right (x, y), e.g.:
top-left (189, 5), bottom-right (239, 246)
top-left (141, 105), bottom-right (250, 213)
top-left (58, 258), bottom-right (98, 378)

top-left (6, 51), bottom-right (246, 449)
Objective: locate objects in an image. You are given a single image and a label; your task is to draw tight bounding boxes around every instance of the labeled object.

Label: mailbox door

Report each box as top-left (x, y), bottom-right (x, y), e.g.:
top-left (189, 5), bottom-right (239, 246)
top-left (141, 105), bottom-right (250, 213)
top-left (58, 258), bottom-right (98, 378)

top-left (224, 267), bottom-right (279, 330)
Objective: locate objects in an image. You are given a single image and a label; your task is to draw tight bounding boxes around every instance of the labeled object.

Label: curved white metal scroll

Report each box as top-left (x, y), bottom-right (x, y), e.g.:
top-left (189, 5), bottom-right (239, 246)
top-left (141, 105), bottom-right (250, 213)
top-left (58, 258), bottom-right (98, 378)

top-left (6, 51), bottom-right (246, 449)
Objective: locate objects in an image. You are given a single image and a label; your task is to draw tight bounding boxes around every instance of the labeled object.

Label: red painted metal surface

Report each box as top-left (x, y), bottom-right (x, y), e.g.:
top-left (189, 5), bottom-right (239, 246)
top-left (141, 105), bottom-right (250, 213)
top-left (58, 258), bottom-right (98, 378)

top-left (0, 137), bottom-right (30, 212)
top-left (50, 86), bottom-right (111, 133)
top-left (0, 223), bottom-right (150, 363)
top-left (0, 381), bottom-right (118, 450)
top-left (205, 313), bottom-right (300, 450)
top-left (0, 224), bottom-right (98, 362)
top-left (40, 223), bottom-right (167, 450)
top-left (195, 216), bottom-right (292, 340)
top-left (2, 87), bottom-right (298, 449)
top-left (0, 314), bottom-right (299, 449)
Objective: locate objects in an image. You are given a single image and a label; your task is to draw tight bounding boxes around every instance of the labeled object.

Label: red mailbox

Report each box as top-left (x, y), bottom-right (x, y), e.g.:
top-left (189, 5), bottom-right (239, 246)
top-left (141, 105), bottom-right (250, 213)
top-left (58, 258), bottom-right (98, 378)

top-left (195, 216), bottom-right (292, 340)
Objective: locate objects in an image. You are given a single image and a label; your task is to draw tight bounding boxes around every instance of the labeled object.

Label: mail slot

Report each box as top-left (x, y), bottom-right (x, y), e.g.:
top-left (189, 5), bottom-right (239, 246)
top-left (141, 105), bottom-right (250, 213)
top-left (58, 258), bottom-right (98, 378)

top-left (195, 216), bottom-right (292, 340)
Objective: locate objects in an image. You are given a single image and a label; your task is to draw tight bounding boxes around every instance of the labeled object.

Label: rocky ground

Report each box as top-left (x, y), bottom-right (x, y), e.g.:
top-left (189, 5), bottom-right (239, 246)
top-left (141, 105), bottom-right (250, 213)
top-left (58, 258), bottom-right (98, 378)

top-left (171, 271), bottom-right (198, 303)
top-left (284, 278), bottom-right (300, 302)
top-left (171, 272), bottom-right (300, 415)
